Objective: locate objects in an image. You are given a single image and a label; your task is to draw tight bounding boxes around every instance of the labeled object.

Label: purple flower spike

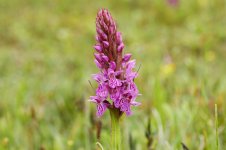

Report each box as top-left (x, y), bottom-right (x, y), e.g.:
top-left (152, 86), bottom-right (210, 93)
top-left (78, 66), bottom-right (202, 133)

top-left (90, 9), bottom-right (140, 117)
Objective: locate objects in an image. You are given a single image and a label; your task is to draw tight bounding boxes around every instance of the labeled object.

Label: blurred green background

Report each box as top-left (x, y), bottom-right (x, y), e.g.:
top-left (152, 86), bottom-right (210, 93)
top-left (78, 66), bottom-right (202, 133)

top-left (0, 0), bottom-right (226, 149)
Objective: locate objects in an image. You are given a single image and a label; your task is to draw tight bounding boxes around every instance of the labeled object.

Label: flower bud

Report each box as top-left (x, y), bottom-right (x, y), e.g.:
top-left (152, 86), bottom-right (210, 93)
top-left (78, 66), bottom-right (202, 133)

top-left (94, 45), bottom-right (102, 52)
top-left (123, 53), bottom-right (132, 62)
top-left (103, 41), bottom-right (109, 48)
top-left (117, 43), bottom-right (124, 52)
top-left (116, 32), bottom-right (122, 44)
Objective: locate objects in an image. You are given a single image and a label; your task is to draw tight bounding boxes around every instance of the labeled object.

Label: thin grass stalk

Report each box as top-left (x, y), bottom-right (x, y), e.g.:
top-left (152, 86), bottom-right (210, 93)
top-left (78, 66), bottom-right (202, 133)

top-left (215, 104), bottom-right (219, 150)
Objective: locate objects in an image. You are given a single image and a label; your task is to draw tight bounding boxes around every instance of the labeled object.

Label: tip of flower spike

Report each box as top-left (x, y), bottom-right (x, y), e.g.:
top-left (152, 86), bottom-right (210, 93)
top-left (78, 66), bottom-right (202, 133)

top-left (97, 8), bottom-right (111, 23)
top-left (98, 8), bottom-right (108, 13)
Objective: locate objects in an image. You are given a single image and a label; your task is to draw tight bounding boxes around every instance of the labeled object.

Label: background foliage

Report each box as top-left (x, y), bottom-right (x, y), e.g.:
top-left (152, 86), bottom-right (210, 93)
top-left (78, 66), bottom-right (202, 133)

top-left (0, 0), bottom-right (225, 149)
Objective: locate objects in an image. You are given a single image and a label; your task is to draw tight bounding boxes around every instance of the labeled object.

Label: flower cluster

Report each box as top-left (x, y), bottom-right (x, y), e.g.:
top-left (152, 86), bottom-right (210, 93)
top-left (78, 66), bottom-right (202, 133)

top-left (90, 9), bottom-right (140, 117)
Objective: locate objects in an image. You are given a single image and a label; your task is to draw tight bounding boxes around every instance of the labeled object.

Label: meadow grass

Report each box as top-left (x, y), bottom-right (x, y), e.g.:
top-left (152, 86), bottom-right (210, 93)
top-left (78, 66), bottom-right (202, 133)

top-left (0, 0), bottom-right (225, 149)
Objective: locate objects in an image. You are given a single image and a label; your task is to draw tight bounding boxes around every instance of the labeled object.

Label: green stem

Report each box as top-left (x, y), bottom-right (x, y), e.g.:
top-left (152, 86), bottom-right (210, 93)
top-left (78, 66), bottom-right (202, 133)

top-left (110, 108), bottom-right (121, 150)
